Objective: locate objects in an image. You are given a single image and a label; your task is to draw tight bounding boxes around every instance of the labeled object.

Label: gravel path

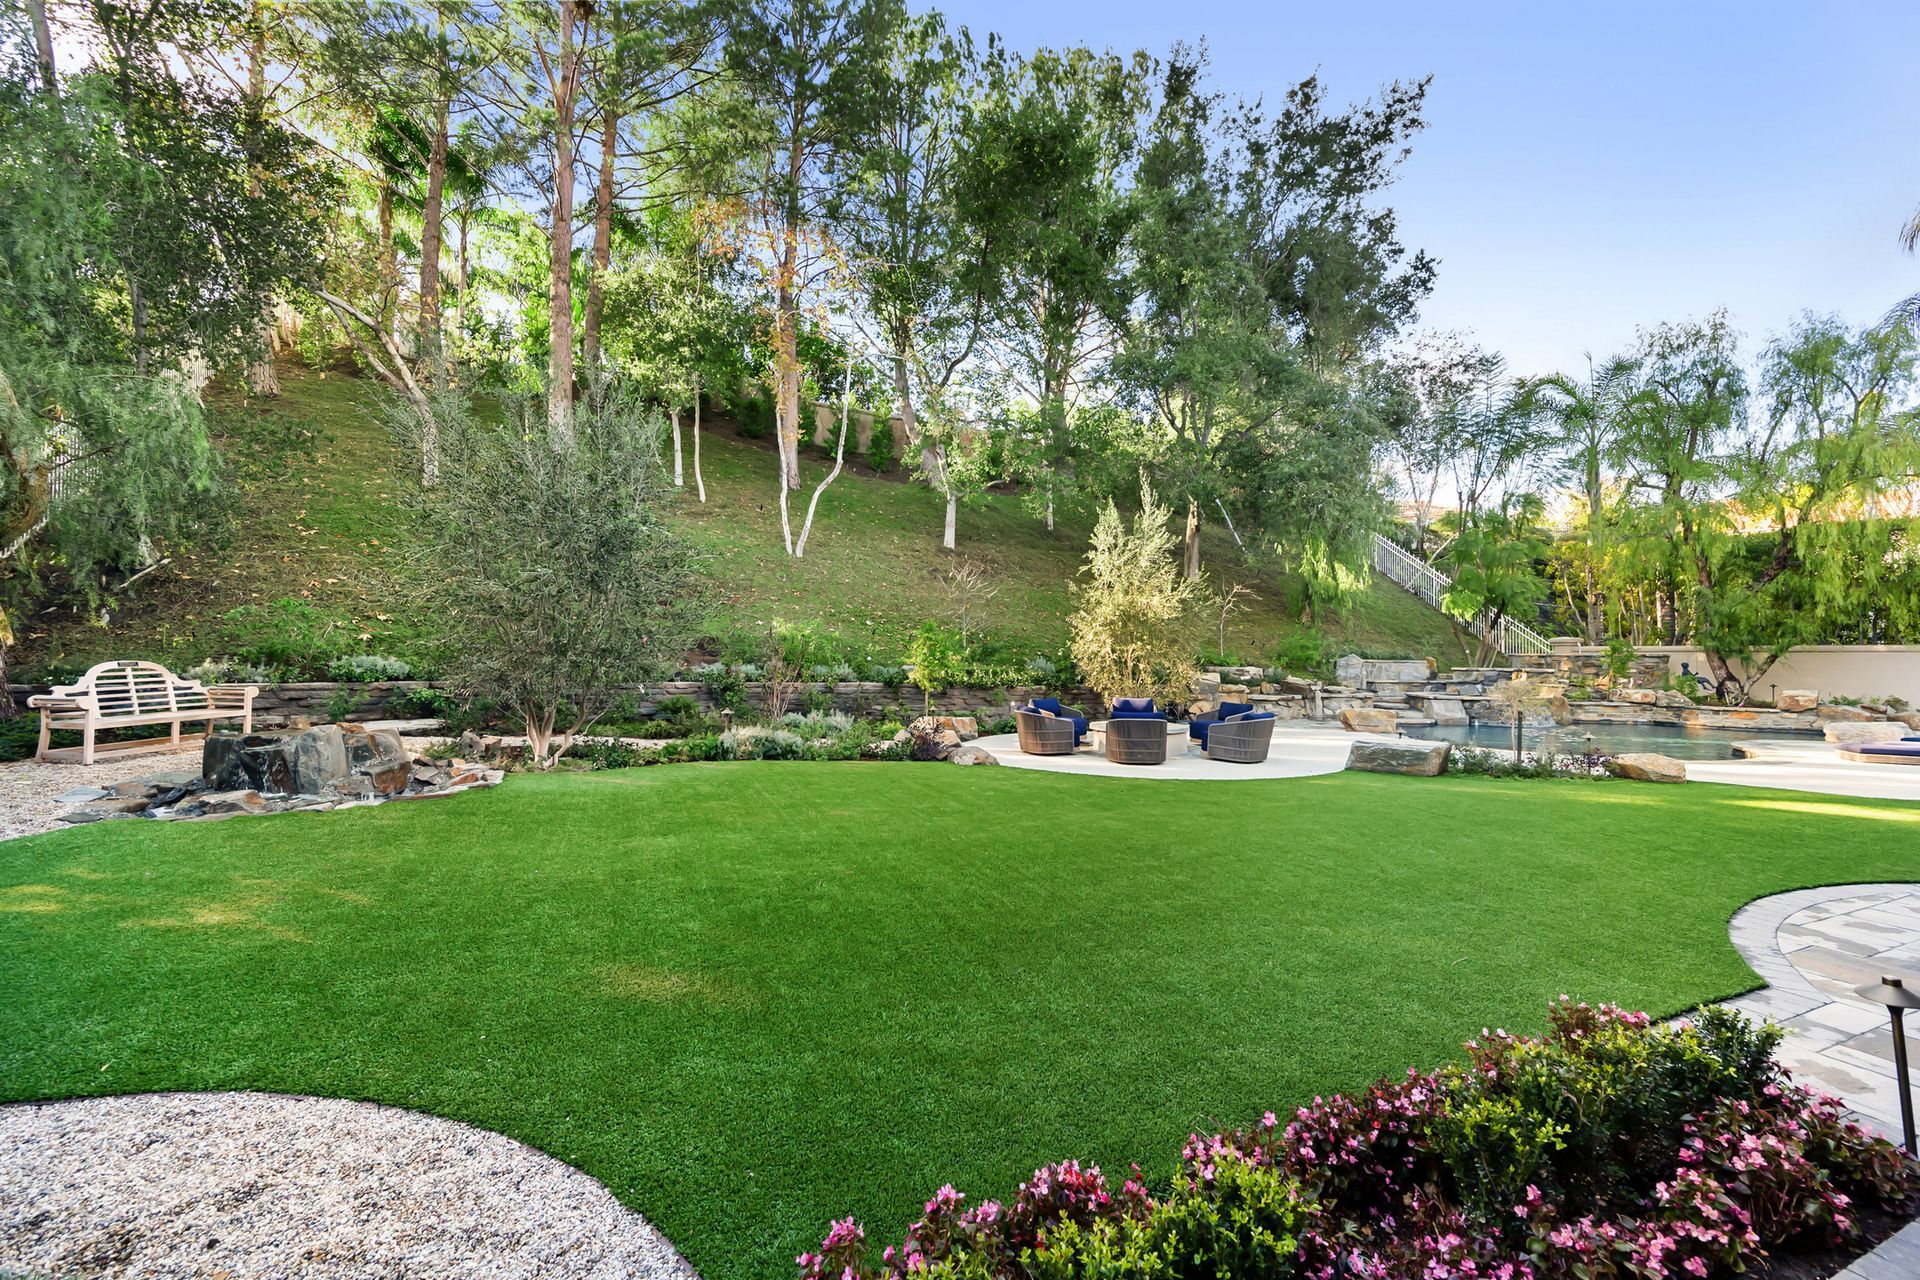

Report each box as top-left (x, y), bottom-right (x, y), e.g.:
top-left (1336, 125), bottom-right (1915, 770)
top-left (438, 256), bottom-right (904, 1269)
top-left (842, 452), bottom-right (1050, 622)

top-left (0, 747), bottom-right (205, 842)
top-left (0, 1092), bottom-right (699, 1280)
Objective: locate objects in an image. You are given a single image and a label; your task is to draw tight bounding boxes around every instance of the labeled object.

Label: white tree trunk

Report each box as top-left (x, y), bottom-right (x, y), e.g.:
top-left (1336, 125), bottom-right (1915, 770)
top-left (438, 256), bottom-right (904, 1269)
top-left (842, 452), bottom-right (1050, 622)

top-left (671, 408), bottom-right (684, 486)
top-left (944, 491), bottom-right (957, 550)
top-left (692, 389), bottom-right (706, 502)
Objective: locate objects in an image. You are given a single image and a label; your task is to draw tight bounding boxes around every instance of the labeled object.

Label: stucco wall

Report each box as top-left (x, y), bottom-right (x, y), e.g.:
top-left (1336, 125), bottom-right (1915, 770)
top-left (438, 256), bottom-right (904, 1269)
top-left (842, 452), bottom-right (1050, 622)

top-left (1546, 641), bottom-right (1920, 705)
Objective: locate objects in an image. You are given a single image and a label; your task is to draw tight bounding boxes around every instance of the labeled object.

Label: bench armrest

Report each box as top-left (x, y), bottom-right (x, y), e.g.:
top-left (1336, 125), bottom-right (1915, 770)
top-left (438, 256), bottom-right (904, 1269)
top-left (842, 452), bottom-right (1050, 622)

top-left (206, 684), bottom-right (259, 705)
top-left (26, 693), bottom-right (85, 711)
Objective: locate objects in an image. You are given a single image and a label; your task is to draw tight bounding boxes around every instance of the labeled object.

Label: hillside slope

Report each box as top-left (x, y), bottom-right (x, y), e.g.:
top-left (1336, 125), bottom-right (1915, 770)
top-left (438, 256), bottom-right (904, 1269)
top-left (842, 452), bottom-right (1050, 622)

top-left (11, 364), bottom-right (1468, 679)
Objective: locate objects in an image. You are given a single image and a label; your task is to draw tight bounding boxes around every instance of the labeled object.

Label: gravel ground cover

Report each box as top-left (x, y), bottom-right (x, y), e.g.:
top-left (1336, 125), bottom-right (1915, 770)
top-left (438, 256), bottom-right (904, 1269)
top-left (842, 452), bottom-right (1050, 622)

top-left (0, 1091), bottom-right (698, 1279)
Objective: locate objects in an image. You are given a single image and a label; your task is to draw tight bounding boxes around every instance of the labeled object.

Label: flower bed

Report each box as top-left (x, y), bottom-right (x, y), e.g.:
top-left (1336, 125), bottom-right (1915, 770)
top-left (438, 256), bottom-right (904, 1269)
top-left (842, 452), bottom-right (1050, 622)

top-left (800, 1002), bottom-right (1917, 1279)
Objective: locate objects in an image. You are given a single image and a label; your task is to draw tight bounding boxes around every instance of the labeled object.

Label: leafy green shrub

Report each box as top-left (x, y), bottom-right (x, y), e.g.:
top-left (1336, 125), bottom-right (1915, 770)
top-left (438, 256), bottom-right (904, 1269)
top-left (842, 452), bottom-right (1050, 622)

top-left (730, 391), bottom-right (776, 439)
top-left (327, 654), bottom-right (412, 682)
top-left (865, 417), bottom-right (895, 474)
top-left (1268, 631), bottom-right (1329, 679)
top-left (720, 725), bottom-right (805, 760)
top-left (324, 686), bottom-right (362, 723)
top-left (907, 622), bottom-right (965, 708)
top-left (182, 658), bottom-right (276, 686)
top-left (694, 662), bottom-right (748, 712)
top-left (387, 686), bottom-right (457, 720)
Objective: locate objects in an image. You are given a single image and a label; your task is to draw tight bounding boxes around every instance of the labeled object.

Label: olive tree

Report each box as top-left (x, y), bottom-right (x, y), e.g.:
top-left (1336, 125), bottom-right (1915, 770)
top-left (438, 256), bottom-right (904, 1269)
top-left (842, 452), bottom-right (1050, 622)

top-left (408, 387), bottom-right (702, 767)
top-left (1067, 482), bottom-right (1202, 707)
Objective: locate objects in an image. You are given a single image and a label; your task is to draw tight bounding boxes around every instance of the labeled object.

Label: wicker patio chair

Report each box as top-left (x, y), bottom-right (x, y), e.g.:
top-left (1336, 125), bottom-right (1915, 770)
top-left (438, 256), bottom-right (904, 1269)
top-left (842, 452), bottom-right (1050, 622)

top-left (1104, 716), bottom-right (1169, 765)
top-left (1015, 708), bottom-right (1078, 755)
top-left (1204, 714), bottom-right (1275, 764)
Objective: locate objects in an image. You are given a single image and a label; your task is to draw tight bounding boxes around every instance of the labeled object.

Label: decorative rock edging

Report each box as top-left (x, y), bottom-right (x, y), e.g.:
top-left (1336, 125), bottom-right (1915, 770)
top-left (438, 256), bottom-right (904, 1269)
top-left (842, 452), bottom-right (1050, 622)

top-left (0, 1091), bottom-right (697, 1280)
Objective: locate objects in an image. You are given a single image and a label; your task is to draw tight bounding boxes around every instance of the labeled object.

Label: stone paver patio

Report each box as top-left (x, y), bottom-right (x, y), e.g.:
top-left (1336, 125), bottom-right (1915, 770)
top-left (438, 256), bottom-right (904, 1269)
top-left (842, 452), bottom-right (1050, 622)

top-left (1722, 884), bottom-right (1920, 1277)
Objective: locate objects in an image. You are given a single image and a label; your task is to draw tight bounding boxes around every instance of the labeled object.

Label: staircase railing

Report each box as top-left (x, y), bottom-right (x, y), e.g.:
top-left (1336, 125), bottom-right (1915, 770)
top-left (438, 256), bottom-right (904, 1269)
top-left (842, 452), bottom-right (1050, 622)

top-left (1370, 533), bottom-right (1552, 659)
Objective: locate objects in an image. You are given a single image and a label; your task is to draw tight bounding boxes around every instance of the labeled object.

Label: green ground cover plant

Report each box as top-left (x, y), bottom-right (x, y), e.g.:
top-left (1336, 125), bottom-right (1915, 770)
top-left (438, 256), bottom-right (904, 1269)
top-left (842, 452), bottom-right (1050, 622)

top-left (5, 768), bottom-right (1920, 1279)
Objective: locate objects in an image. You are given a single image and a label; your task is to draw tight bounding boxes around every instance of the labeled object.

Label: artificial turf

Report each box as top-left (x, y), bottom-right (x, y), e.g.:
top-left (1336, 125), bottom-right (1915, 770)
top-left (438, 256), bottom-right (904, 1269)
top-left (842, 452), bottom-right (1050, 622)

top-left (4, 765), bottom-right (1919, 1279)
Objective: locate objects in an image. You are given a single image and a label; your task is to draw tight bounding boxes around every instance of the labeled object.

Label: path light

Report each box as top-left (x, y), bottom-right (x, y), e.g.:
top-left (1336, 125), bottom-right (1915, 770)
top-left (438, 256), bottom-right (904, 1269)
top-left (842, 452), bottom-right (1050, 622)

top-left (1854, 975), bottom-right (1920, 1155)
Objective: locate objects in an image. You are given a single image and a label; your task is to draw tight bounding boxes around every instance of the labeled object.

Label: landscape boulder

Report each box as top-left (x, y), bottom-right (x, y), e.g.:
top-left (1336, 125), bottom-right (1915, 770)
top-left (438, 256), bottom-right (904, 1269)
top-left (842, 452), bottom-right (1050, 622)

top-left (1604, 753), bottom-right (1687, 783)
top-left (1617, 688), bottom-right (1657, 705)
top-left (1815, 704), bottom-right (1874, 722)
top-left (1822, 721), bottom-right (1911, 745)
top-left (949, 743), bottom-right (999, 766)
top-left (1427, 698), bottom-right (1470, 726)
top-left (1777, 690), bottom-right (1820, 713)
top-left (1894, 711), bottom-right (1920, 731)
top-left (1345, 738), bottom-right (1449, 777)
top-left (1333, 654), bottom-right (1369, 689)
top-left (935, 716), bottom-right (979, 741)
top-left (1654, 690), bottom-right (1695, 709)
top-left (1337, 707), bottom-right (1398, 734)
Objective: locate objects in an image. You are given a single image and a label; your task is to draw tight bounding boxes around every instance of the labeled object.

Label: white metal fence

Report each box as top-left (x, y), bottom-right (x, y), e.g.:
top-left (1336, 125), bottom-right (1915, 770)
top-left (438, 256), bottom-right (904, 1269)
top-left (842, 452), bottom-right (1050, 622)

top-left (1370, 533), bottom-right (1552, 659)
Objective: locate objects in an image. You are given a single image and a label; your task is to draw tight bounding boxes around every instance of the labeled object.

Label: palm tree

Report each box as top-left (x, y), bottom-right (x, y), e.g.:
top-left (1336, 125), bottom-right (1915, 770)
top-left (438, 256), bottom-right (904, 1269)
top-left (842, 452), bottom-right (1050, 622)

top-left (1525, 355), bottom-right (1648, 643)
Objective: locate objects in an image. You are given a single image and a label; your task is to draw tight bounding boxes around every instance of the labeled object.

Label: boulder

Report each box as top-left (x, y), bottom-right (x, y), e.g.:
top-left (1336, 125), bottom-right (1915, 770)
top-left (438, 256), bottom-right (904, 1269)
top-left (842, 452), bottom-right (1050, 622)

top-left (364, 755), bottom-right (415, 795)
top-left (198, 789), bottom-right (270, 815)
top-left (1776, 690), bottom-right (1819, 713)
top-left (1333, 654), bottom-right (1368, 688)
top-left (1365, 659), bottom-right (1435, 684)
top-left (935, 716), bottom-right (979, 741)
top-left (331, 776), bottom-right (374, 799)
top-left (1604, 753), bottom-right (1687, 783)
top-left (81, 795), bottom-right (152, 815)
top-left (1894, 711), bottom-right (1920, 731)
top-left (1654, 690), bottom-right (1695, 709)
top-left (950, 743), bottom-right (1000, 766)
top-left (1617, 688), bottom-right (1657, 705)
top-left (1345, 738), bottom-right (1449, 777)
top-left (202, 735), bottom-right (254, 791)
top-left (1427, 698), bottom-right (1470, 726)
top-left (1337, 707), bottom-right (1398, 734)
top-left (1822, 721), bottom-right (1911, 744)
top-left (1816, 704), bottom-right (1874, 722)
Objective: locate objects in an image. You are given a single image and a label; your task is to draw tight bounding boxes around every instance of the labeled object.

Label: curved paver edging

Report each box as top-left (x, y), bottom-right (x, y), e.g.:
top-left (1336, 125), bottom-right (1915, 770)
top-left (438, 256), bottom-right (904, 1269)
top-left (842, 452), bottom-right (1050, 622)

top-left (1724, 883), bottom-right (1920, 1018)
top-left (0, 1090), bottom-right (698, 1280)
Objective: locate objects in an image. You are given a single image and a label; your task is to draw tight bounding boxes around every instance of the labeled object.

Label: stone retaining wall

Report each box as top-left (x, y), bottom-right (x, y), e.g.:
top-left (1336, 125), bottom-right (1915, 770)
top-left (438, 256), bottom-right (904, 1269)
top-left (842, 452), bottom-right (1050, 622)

top-left (8, 680), bottom-right (1098, 724)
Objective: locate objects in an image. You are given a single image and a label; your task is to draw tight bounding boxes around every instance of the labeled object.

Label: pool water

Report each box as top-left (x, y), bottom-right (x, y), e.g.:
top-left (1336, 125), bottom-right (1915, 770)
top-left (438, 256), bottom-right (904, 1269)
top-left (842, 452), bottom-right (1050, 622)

top-left (1402, 721), bottom-right (1821, 761)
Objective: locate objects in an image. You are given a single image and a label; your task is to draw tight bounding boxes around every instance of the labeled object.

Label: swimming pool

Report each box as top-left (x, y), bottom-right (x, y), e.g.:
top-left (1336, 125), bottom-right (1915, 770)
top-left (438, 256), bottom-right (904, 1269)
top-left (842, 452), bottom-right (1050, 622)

top-left (1401, 721), bottom-right (1822, 761)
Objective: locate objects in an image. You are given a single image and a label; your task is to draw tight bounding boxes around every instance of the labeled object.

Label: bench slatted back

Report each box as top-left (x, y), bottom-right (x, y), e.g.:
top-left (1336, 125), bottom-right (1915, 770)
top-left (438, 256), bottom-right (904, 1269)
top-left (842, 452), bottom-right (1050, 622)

top-left (70, 661), bottom-right (214, 720)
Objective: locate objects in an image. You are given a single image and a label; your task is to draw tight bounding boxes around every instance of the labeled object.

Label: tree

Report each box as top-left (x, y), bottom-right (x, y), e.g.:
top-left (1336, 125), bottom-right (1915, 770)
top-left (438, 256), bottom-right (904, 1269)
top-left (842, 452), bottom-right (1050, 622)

top-left (1528, 354), bottom-right (1647, 642)
top-left (408, 386), bottom-right (702, 767)
top-left (832, 10), bottom-right (984, 548)
top-left (1680, 313), bottom-right (1920, 700)
top-left (957, 43), bottom-right (1149, 531)
top-left (1442, 494), bottom-right (1548, 666)
top-left (718, 0), bottom-right (902, 552)
top-left (1067, 482), bottom-right (1202, 706)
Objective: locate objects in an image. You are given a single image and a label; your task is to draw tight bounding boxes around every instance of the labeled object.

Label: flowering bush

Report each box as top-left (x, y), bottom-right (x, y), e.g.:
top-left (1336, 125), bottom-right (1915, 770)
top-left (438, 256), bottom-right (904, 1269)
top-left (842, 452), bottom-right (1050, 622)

top-left (801, 1001), bottom-right (1918, 1279)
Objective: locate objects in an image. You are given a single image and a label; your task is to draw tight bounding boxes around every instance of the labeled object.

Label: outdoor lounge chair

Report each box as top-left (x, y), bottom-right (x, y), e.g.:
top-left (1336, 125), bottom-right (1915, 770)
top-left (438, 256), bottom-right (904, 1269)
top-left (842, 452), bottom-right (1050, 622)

top-left (1836, 737), bottom-right (1920, 766)
top-left (1104, 716), bottom-right (1170, 765)
top-left (1188, 701), bottom-right (1254, 748)
top-left (1204, 712), bottom-right (1277, 763)
top-left (1015, 708), bottom-right (1079, 755)
top-left (1022, 696), bottom-right (1088, 744)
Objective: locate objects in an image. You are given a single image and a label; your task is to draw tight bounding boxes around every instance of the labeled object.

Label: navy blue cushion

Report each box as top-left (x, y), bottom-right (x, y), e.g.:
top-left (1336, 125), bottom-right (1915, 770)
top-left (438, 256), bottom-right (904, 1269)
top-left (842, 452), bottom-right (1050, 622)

top-left (1217, 701), bottom-right (1253, 720)
top-left (1111, 697), bottom-right (1155, 716)
top-left (1031, 696), bottom-right (1063, 716)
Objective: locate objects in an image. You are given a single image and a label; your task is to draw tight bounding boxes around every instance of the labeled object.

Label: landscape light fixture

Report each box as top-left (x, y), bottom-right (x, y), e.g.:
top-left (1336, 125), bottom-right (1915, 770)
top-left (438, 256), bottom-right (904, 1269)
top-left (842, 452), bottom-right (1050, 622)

top-left (1854, 974), bottom-right (1920, 1155)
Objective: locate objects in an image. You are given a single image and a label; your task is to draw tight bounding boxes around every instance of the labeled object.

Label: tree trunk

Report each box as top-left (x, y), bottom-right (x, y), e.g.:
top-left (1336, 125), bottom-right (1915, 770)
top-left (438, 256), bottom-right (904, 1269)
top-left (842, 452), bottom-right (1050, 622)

top-left (583, 106), bottom-right (617, 370)
top-left (773, 263), bottom-right (801, 492)
top-left (418, 93), bottom-right (449, 388)
top-left (670, 408), bottom-right (683, 486)
top-left (26, 0), bottom-right (54, 91)
top-left (944, 489), bottom-right (957, 551)
top-left (546, 2), bottom-right (581, 445)
top-left (376, 177), bottom-right (396, 333)
top-left (244, 5), bottom-right (279, 398)
top-left (692, 386), bottom-right (706, 502)
top-left (1183, 497), bottom-right (1201, 579)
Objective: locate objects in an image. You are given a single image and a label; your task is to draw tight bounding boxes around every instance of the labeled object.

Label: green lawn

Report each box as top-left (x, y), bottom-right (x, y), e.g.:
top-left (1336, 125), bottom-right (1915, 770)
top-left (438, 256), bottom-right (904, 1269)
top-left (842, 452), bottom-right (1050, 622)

top-left (8, 767), bottom-right (1913, 1280)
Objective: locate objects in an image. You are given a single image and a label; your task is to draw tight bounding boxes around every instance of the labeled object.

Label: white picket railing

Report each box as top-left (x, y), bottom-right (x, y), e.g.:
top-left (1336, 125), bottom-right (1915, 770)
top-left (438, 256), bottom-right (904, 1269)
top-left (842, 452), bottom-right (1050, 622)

top-left (1370, 533), bottom-right (1552, 659)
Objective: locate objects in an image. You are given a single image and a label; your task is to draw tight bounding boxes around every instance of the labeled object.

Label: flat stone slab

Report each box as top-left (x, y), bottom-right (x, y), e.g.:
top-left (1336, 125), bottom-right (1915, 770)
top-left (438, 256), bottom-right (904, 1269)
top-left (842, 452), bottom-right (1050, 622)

top-left (53, 788), bottom-right (107, 805)
top-left (1345, 738), bottom-right (1449, 776)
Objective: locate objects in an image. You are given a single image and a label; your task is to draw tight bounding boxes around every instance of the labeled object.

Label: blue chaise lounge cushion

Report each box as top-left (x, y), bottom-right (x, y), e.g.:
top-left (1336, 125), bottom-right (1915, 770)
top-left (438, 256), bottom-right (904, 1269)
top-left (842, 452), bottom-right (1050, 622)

top-left (1189, 701), bottom-right (1254, 744)
top-left (1025, 698), bottom-right (1088, 744)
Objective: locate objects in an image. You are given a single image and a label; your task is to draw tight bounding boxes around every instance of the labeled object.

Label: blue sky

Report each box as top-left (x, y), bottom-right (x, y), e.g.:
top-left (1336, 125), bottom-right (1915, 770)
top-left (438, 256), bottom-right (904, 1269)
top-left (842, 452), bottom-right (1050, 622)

top-left (944, 0), bottom-right (1920, 378)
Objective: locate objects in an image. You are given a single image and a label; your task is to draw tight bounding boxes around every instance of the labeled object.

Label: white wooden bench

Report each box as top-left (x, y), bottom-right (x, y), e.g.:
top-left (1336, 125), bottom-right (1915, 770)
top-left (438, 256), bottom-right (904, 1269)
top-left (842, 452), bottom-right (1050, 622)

top-left (27, 660), bottom-right (258, 765)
